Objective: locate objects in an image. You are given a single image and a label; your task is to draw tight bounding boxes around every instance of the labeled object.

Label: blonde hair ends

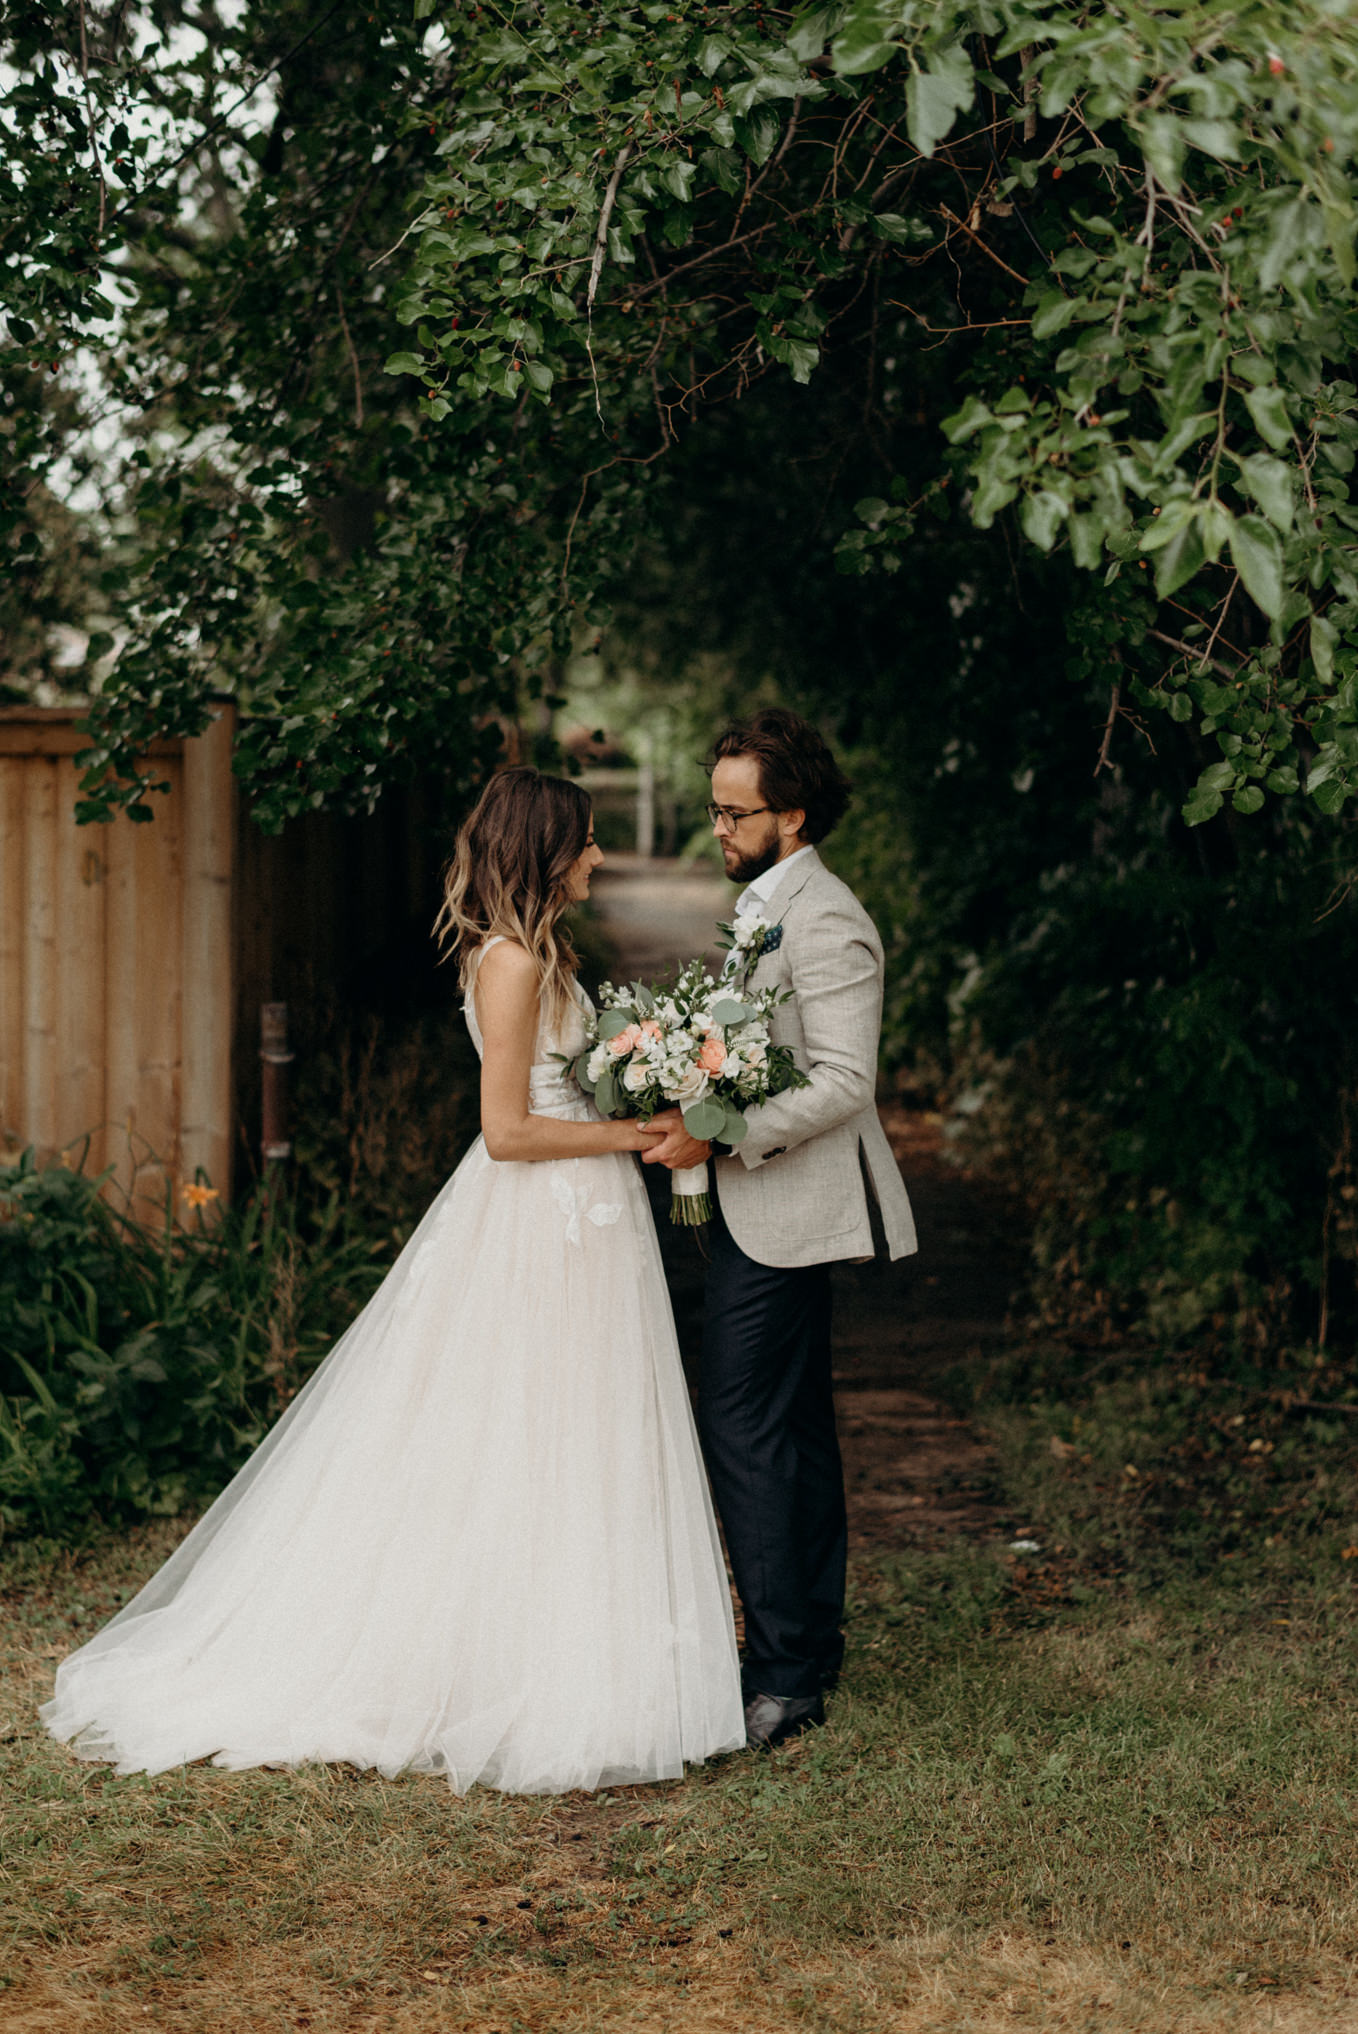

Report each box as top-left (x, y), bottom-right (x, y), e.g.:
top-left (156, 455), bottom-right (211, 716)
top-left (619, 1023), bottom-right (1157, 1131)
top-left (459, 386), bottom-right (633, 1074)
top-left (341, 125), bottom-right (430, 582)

top-left (435, 767), bottom-right (592, 1027)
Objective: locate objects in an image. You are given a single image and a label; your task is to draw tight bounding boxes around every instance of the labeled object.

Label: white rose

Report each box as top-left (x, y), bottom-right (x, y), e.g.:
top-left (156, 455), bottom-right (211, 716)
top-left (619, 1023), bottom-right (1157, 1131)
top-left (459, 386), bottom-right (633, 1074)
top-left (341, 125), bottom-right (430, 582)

top-left (664, 1062), bottom-right (710, 1107)
top-left (587, 1044), bottom-right (610, 1082)
top-left (621, 1061), bottom-right (652, 1094)
top-left (743, 1043), bottom-right (768, 1070)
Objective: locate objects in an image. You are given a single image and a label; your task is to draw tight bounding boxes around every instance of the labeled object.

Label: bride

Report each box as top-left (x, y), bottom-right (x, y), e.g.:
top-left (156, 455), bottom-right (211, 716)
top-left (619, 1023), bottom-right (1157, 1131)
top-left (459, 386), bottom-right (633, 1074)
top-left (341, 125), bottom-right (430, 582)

top-left (42, 767), bottom-right (745, 1794)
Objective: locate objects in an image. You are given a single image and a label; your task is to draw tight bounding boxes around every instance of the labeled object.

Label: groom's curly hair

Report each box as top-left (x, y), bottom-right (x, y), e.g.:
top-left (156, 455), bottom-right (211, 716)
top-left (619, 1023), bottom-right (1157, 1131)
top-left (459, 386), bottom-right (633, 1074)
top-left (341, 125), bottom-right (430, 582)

top-left (710, 708), bottom-right (852, 845)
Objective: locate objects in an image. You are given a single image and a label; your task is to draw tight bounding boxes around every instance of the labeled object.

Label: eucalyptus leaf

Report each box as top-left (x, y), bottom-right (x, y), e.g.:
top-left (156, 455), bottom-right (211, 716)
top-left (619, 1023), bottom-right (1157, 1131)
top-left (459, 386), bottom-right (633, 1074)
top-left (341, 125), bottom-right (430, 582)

top-left (682, 1099), bottom-right (727, 1140)
top-left (596, 1010), bottom-right (637, 1040)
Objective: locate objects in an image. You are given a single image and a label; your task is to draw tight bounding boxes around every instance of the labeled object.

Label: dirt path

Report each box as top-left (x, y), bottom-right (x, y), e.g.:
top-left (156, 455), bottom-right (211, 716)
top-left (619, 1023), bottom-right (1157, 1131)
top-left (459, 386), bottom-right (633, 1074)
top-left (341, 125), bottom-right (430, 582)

top-left (589, 854), bottom-right (1022, 1554)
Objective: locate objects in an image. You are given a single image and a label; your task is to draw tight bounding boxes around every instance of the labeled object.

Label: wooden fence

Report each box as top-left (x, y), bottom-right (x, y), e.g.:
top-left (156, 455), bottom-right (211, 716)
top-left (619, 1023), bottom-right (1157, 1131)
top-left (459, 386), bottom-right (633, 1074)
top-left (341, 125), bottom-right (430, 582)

top-left (0, 707), bottom-right (234, 1221)
top-left (1, 703), bottom-right (450, 1219)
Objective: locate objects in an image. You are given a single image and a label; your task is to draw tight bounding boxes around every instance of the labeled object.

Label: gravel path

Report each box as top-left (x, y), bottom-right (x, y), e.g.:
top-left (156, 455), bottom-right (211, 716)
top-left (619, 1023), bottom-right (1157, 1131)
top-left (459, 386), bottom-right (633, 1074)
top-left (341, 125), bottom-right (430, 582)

top-left (590, 854), bottom-right (1022, 1554)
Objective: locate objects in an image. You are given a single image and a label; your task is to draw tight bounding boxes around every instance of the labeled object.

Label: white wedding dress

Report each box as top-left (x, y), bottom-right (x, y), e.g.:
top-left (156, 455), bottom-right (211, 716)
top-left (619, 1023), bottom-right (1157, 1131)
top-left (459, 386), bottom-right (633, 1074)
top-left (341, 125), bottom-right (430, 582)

top-left (42, 945), bottom-right (744, 1794)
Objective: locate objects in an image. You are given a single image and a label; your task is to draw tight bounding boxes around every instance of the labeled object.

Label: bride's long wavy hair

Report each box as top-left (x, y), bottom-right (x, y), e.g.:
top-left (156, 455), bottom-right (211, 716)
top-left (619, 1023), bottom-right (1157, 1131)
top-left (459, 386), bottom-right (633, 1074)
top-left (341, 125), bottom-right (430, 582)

top-left (435, 766), bottom-right (592, 1025)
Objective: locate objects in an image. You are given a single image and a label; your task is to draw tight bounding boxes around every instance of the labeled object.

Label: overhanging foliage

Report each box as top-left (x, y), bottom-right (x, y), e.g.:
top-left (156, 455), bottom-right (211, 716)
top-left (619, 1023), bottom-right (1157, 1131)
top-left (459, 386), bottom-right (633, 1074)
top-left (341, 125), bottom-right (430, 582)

top-left (3, 1), bottom-right (1358, 828)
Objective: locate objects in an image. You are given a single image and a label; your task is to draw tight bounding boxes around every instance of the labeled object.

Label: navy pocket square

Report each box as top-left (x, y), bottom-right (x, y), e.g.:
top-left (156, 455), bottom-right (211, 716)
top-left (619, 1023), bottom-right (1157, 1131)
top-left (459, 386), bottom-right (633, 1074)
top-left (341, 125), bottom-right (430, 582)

top-left (760, 923), bottom-right (784, 954)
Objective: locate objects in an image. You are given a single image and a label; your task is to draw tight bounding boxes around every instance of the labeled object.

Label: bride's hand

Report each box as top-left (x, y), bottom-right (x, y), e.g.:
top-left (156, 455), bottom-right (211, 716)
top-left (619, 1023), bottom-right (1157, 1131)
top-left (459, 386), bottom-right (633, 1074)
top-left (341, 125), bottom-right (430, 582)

top-left (640, 1109), bottom-right (712, 1171)
top-left (619, 1119), bottom-right (667, 1154)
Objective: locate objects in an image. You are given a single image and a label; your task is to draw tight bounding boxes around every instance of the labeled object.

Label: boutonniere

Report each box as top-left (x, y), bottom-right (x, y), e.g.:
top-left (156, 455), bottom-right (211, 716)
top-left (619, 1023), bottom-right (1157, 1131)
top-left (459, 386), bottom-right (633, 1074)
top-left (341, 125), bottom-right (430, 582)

top-left (717, 911), bottom-right (784, 978)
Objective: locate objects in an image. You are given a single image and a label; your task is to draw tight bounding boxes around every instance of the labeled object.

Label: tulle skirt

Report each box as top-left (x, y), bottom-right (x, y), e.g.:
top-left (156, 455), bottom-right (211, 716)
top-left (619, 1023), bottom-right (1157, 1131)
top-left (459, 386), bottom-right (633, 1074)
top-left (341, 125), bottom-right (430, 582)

top-left (41, 1128), bottom-right (744, 1794)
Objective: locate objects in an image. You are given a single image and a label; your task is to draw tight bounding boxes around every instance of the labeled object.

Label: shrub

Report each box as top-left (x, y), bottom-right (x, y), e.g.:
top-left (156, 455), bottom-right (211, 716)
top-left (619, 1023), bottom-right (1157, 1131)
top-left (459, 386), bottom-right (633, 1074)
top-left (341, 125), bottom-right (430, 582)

top-left (0, 1155), bottom-right (382, 1539)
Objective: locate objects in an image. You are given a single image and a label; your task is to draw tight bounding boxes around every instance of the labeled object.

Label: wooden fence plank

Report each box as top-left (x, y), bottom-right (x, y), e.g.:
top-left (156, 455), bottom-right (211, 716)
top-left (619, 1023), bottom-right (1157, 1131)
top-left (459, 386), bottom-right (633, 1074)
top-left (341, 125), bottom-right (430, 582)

top-left (55, 757), bottom-right (108, 1176)
top-left (22, 759), bottom-right (58, 1159)
top-left (104, 774), bottom-right (184, 1224)
top-left (0, 758), bottom-right (25, 1154)
top-left (180, 709), bottom-right (235, 1201)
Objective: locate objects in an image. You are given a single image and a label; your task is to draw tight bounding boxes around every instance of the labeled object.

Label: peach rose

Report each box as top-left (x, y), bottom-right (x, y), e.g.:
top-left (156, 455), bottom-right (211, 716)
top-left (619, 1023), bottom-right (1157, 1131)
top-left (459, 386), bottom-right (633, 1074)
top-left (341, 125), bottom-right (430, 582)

top-left (608, 1023), bottom-right (642, 1057)
top-left (639, 1019), bottom-right (663, 1040)
top-left (698, 1035), bottom-right (727, 1074)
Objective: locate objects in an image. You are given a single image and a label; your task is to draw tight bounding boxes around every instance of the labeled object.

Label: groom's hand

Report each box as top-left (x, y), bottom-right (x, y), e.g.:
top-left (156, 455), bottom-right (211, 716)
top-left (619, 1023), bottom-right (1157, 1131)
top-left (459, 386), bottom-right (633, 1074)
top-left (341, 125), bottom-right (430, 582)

top-left (641, 1109), bottom-right (712, 1172)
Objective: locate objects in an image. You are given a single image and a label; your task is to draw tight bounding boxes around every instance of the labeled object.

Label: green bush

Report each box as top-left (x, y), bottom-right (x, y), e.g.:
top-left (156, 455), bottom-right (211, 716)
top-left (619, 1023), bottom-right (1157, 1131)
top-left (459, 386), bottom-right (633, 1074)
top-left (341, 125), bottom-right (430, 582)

top-left (0, 1154), bottom-right (383, 1538)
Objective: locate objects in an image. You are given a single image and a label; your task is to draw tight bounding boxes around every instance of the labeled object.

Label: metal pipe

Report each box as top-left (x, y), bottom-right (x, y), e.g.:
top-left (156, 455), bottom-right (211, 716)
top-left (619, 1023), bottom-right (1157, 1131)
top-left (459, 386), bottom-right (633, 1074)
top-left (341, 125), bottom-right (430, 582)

top-left (260, 1002), bottom-right (294, 1166)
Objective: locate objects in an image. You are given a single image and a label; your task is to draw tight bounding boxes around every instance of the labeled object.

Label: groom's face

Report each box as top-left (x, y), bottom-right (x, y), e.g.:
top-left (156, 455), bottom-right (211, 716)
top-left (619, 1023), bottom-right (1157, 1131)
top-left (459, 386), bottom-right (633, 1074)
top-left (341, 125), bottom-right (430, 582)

top-left (711, 755), bottom-right (784, 885)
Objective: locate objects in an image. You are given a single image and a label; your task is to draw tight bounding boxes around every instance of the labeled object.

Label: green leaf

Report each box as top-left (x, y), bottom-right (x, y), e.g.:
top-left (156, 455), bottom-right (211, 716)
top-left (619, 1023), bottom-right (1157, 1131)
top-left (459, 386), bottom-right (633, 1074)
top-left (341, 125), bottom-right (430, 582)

top-left (736, 106), bottom-right (782, 164)
top-left (711, 997), bottom-right (752, 1026)
top-left (1310, 614), bottom-right (1337, 685)
top-left (383, 351), bottom-right (426, 376)
top-left (683, 1099), bottom-right (727, 1140)
top-left (971, 471), bottom-right (1018, 527)
top-left (870, 212), bottom-right (926, 246)
top-left (906, 46), bottom-right (974, 158)
top-left (788, 8), bottom-right (834, 64)
top-left (1181, 118), bottom-right (1238, 160)
top-left (1068, 513), bottom-right (1105, 571)
top-left (1154, 517), bottom-right (1206, 600)
top-left (1323, 198), bottom-right (1356, 289)
top-left (594, 1065), bottom-right (620, 1116)
top-left (596, 1010), bottom-right (637, 1040)
top-left (1182, 786), bottom-right (1224, 827)
top-left (1243, 385), bottom-right (1292, 453)
top-left (1030, 291), bottom-right (1078, 342)
top-left (1232, 784), bottom-right (1265, 815)
top-left (833, 31), bottom-right (899, 78)
top-left (1020, 489), bottom-right (1067, 552)
top-left (941, 394), bottom-right (991, 444)
top-left (1228, 514), bottom-right (1284, 619)
top-left (721, 1108), bottom-right (749, 1147)
top-left (1139, 114), bottom-right (1184, 189)
top-left (1233, 453), bottom-right (1293, 532)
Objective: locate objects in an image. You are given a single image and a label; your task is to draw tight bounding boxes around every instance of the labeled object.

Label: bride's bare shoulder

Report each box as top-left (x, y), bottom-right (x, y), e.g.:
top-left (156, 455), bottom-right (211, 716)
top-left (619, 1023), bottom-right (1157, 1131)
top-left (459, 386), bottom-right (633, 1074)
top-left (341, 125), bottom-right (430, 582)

top-left (473, 939), bottom-right (539, 994)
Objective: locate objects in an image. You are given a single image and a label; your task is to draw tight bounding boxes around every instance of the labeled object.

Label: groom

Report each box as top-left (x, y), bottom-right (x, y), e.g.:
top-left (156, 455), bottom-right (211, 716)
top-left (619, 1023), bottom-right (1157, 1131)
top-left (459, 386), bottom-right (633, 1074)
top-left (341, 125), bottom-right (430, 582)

top-left (646, 708), bottom-right (917, 1748)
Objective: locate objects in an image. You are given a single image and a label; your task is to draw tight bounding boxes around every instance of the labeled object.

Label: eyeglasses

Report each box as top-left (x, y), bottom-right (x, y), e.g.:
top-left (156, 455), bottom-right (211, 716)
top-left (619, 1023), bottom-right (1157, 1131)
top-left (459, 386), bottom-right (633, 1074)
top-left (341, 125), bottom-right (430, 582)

top-left (706, 802), bottom-right (777, 829)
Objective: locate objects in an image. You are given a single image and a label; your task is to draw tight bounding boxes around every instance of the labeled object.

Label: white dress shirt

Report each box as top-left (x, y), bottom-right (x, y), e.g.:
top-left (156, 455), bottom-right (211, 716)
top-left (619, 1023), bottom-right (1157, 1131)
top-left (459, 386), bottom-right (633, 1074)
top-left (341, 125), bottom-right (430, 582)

top-left (735, 843), bottom-right (815, 919)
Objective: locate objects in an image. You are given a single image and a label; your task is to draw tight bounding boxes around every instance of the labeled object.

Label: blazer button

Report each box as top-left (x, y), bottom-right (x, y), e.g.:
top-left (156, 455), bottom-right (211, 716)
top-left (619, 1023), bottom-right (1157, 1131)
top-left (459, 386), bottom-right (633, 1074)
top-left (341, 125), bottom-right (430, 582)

top-left (762, 1146), bottom-right (786, 1160)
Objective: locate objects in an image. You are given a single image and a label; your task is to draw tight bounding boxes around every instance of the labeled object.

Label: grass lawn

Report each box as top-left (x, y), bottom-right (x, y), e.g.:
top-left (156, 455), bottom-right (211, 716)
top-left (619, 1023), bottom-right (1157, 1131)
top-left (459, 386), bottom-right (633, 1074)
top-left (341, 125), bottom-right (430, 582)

top-left (3, 1353), bottom-right (1358, 2033)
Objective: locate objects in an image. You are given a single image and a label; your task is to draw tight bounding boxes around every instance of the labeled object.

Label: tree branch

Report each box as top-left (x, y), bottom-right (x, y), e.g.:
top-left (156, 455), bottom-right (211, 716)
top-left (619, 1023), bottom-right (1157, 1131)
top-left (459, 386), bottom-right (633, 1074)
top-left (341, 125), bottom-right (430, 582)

top-left (106, 0), bottom-right (349, 231)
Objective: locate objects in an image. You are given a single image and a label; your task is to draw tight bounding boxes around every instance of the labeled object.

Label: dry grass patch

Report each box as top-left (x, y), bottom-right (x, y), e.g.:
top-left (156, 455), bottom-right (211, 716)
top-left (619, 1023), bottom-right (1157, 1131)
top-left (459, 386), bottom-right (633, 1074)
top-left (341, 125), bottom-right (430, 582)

top-left (5, 1516), bottom-right (1358, 2034)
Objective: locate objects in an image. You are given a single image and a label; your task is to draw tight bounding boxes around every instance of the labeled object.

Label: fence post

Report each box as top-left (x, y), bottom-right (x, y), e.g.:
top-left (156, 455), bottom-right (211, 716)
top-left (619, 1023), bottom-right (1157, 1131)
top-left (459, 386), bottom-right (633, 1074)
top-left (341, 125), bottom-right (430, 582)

top-left (260, 1002), bottom-right (294, 1167)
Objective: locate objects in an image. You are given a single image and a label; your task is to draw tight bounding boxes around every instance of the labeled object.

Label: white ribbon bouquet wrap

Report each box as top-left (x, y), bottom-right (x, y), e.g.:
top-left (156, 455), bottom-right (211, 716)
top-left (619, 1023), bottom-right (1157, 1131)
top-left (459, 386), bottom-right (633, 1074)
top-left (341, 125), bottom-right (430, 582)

top-left (570, 927), bottom-right (806, 1225)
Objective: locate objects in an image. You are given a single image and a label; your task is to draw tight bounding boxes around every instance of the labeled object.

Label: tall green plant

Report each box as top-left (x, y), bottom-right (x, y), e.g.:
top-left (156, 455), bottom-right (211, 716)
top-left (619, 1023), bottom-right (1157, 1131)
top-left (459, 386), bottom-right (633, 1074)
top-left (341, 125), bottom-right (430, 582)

top-left (0, 1154), bottom-right (380, 1535)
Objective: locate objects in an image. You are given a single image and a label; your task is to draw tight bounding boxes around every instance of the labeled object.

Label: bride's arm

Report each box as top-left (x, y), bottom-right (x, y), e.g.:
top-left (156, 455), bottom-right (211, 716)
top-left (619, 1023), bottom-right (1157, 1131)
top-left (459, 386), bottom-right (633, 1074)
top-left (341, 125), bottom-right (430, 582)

top-left (476, 940), bottom-right (662, 1163)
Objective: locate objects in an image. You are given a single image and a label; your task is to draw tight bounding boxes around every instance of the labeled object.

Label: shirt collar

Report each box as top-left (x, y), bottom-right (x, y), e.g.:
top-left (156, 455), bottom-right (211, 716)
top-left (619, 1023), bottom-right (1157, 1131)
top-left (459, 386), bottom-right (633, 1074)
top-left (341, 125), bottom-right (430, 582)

top-left (737, 843), bottom-right (815, 916)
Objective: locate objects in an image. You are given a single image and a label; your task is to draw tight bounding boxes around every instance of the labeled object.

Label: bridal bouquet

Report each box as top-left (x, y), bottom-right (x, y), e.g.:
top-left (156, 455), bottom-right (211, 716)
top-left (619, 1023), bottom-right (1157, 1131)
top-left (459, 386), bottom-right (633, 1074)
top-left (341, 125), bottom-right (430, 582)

top-left (572, 956), bottom-right (807, 1224)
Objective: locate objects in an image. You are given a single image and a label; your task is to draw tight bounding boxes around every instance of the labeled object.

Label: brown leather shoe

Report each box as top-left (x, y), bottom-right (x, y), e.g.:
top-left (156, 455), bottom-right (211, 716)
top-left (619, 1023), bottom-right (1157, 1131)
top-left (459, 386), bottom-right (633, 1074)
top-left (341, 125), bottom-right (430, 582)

top-left (743, 1690), bottom-right (826, 1748)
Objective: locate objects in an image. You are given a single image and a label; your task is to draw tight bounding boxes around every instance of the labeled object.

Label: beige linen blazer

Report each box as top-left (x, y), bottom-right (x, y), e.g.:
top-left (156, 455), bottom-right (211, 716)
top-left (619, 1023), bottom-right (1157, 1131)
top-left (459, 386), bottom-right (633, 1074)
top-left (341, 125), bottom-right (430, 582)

top-left (715, 850), bottom-right (918, 1270)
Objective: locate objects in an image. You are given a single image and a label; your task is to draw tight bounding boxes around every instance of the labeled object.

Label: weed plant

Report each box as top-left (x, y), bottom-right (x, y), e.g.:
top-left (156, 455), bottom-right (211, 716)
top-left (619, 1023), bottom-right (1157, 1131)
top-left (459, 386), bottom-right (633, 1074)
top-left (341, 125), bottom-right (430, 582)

top-left (0, 1155), bottom-right (385, 1538)
top-left (0, 1002), bottom-right (482, 1542)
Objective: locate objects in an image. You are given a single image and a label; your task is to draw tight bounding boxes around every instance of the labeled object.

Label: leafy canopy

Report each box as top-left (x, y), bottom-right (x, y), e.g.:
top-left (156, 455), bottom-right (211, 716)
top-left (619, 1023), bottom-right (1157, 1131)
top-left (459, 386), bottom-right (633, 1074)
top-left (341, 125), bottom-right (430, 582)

top-left (4, 0), bottom-right (1358, 827)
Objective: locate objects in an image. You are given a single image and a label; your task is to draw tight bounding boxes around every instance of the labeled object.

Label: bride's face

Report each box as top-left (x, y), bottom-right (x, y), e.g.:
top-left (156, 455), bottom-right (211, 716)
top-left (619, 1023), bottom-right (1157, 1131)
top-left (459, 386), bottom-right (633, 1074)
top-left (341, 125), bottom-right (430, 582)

top-left (565, 820), bottom-right (603, 902)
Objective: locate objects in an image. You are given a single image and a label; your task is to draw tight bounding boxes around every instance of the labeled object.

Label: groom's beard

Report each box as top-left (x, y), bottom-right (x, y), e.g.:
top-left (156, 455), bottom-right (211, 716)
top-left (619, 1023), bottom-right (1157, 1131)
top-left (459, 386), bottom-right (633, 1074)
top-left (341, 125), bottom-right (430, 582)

top-left (721, 826), bottom-right (783, 887)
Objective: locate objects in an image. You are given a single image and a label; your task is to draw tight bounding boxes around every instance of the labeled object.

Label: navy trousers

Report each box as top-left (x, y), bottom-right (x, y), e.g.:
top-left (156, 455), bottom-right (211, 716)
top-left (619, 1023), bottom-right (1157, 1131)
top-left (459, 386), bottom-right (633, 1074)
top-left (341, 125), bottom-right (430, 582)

top-left (698, 1186), bottom-right (846, 1700)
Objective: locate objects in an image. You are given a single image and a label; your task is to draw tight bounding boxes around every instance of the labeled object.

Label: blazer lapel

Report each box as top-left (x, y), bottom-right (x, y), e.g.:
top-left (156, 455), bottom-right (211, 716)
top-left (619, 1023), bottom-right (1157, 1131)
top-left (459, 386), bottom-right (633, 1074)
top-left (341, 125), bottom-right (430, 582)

top-left (746, 850), bottom-right (822, 985)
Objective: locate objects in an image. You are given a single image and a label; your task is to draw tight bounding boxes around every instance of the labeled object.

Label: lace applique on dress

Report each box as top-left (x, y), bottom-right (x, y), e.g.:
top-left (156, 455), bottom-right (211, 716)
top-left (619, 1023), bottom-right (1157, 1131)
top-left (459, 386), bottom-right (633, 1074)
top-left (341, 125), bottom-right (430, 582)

top-left (552, 1170), bottom-right (623, 1247)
